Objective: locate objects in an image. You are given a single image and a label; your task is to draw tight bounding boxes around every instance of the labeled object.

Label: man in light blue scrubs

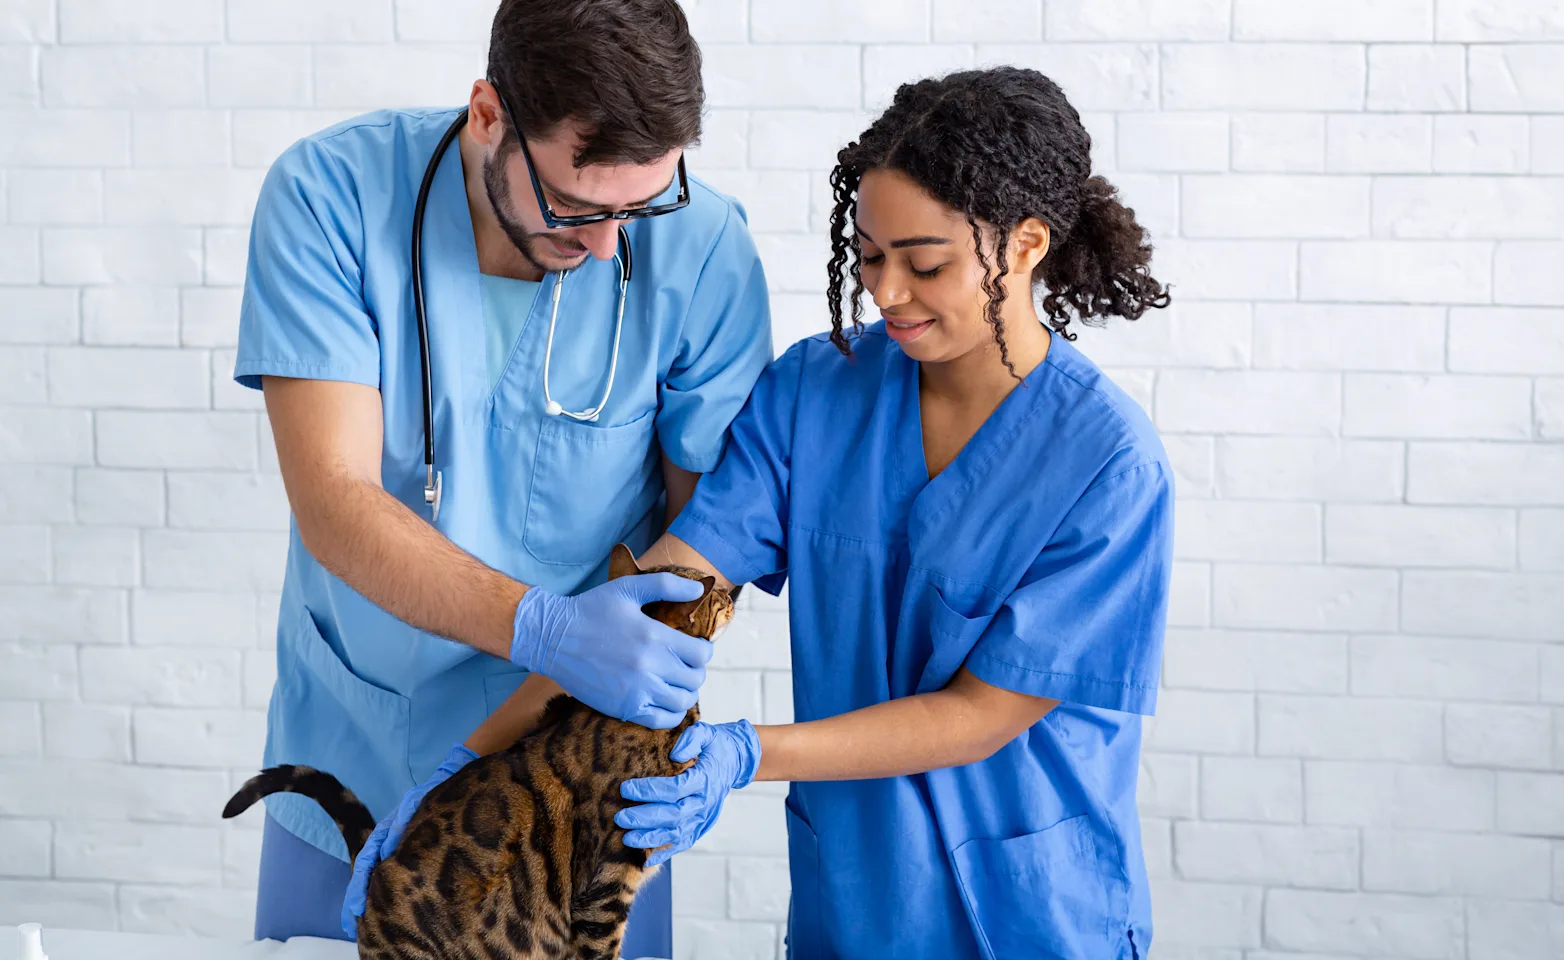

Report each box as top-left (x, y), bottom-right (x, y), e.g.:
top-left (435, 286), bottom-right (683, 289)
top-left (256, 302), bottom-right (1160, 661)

top-left (232, 2), bottom-right (771, 956)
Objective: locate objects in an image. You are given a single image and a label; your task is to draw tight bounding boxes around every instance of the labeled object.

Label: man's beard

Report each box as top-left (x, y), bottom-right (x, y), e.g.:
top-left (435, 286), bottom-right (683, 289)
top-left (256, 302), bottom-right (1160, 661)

top-left (482, 145), bottom-right (587, 275)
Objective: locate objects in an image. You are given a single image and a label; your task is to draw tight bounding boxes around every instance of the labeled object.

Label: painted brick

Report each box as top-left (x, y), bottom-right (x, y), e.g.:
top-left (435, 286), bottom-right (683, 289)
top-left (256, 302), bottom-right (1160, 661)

top-left (1174, 822), bottom-right (1359, 890)
top-left (1260, 695), bottom-right (1444, 763)
top-left (53, 526), bottom-right (139, 587)
top-left (206, 46), bottom-right (314, 108)
top-left (1470, 45), bottom-right (1564, 112)
top-left (0, 288), bottom-right (78, 345)
top-left (1366, 829), bottom-right (1553, 899)
top-left (1231, 113), bottom-right (1326, 172)
top-left (180, 287), bottom-right (244, 347)
top-left (1138, 752), bottom-right (1198, 819)
top-left (97, 411), bottom-right (258, 470)
top-left (1110, 173), bottom-right (1178, 238)
top-left (1200, 757), bottom-right (1303, 823)
top-left (1114, 113), bottom-right (1227, 172)
top-left (0, 880), bottom-right (116, 929)
top-left (132, 591), bottom-right (257, 649)
top-left (1368, 45), bottom-right (1464, 112)
top-left (59, 0), bottom-right (223, 42)
top-left (0, 818), bottom-right (49, 875)
top-left (43, 702), bottom-right (131, 762)
top-left (1351, 635), bottom-right (1539, 702)
top-left (1326, 504), bottom-right (1516, 568)
top-left (1533, 117), bottom-right (1564, 174)
top-left (0, 588), bottom-right (125, 646)
top-left (314, 44), bottom-right (485, 109)
top-left (1215, 438), bottom-right (1404, 502)
top-left (1147, 879), bottom-right (1261, 949)
top-left (1447, 704), bottom-right (1554, 770)
top-left (244, 649), bottom-right (277, 708)
top-left (142, 530), bottom-right (287, 591)
top-left (203, 226), bottom-right (251, 286)
top-left (702, 45), bottom-right (861, 110)
top-left (864, 45), bottom-right (978, 110)
top-left (1520, 510), bottom-right (1564, 572)
top-left (1234, 0), bottom-right (1432, 41)
top-left (750, 233), bottom-right (832, 295)
top-left (1300, 241), bottom-right (1492, 304)
top-left (119, 884), bottom-right (255, 938)
top-left (1439, 0), bottom-right (1564, 40)
top-left (1046, 0), bottom-right (1227, 40)
top-left (134, 707), bottom-right (266, 767)
top-left (82, 287), bottom-right (181, 347)
top-left (0, 0), bottom-right (54, 43)
top-left (1142, 817), bottom-right (1171, 878)
top-left (747, 110), bottom-right (873, 171)
top-left (0, 406), bottom-right (93, 468)
top-left (1143, 690), bottom-right (1255, 755)
top-left (1450, 307), bottom-right (1564, 373)
top-left (1163, 435), bottom-right (1215, 499)
top-left (7, 169), bottom-right (102, 224)
top-left (1408, 442), bottom-right (1564, 506)
top-left (1153, 240), bottom-right (1298, 300)
top-left (1264, 890), bottom-right (1464, 959)
top-left (1466, 900), bottom-right (1564, 960)
top-left (1175, 501), bottom-right (1321, 562)
top-left (1157, 371), bottom-right (1338, 435)
top-left (1167, 561), bottom-right (1210, 626)
top-left (49, 346), bottom-right (209, 408)
top-left (0, 700), bottom-right (41, 757)
top-left (0, 108), bottom-right (130, 167)
top-left (1163, 628), bottom-right (1347, 694)
top-left (669, 853), bottom-right (726, 920)
top-left (672, 919), bottom-right (777, 960)
top-left (230, 108), bottom-right (362, 168)
top-left (973, 44), bottom-right (1158, 112)
top-left (1162, 44), bottom-right (1365, 111)
top-left (0, 758), bottom-right (230, 822)
top-left (932, 0), bottom-right (1041, 42)
top-left (221, 821), bottom-right (262, 886)
top-left (1434, 115), bottom-right (1530, 174)
top-left (227, 0), bottom-right (393, 42)
top-left (696, 171), bottom-right (813, 235)
top-left (1374, 176), bottom-right (1564, 240)
top-left (75, 468), bottom-right (164, 527)
top-left (1498, 773), bottom-right (1564, 836)
top-left (1543, 380), bottom-right (1564, 441)
top-left (753, 0), bottom-right (928, 42)
top-left (41, 46), bottom-right (204, 108)
top-left (104, 169), bottom-right (265, 226)
top-left (1306, 761), bottom-right (1494, 830)
top-left (0, 466), bottom-right (73, 523)
top-left (0, 524), bottom-right (48, 584)
top-left (42, 227), bottom-right (202, 285)
top-left (728, 856), bottom-right (790, 921)
top-left (1327, 114), bottom-right (1433, 173)
top-left (1495, 244), bottom-right (1564, 307)
top-left (130, 110), bottom-right (231, 168)
top-left (81, 647), bottom-right (242, 707)
top-left (1403, 571), bottom-right (1564, 641)
top-left (1214, 564), bottom-right (1398, 632)
top-left (393, 0), bottom-right (506, 42)
top-left (55, 821), bottom-right (220, 883)
top-left (1182, 174), bottom-right (1369, 239)
top-left (0, 226), bottom-right (40, 283)
top-left (1253, 303), bottom-right (1444, 372)
top-left (167, 472), bottom-right (288, 530)
top-left (0, 348), bottom-right (45, 405)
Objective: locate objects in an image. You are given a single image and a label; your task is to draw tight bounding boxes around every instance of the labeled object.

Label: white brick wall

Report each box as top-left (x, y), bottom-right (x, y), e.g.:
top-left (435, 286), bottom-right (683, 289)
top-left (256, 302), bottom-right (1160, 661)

top-left (1, 2), bottom-right (1561, 957)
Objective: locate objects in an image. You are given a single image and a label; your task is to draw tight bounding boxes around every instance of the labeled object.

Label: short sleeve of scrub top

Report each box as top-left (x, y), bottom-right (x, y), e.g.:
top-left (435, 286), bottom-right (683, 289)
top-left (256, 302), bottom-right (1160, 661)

top-left (234, 139), bottom-right (379, 390)
top-left (655, 202), bottom-right (775, 474)
top-left (669, 339), bottom-right (805, 592)
top-left (965, 458), bottom-right (1174, 715)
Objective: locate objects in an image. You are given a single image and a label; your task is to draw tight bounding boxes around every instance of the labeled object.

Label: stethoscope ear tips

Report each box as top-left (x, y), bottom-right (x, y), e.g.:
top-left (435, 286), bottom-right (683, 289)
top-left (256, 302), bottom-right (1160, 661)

top-left (544, 399), bottom-right (564, 417)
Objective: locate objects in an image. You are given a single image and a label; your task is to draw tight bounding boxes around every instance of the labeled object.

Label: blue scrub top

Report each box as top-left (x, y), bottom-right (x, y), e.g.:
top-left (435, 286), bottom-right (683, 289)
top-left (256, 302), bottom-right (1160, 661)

top-left (669, 325), bottom-right (1173, 960)
top-left (234, 108), bottom-right (772, 858)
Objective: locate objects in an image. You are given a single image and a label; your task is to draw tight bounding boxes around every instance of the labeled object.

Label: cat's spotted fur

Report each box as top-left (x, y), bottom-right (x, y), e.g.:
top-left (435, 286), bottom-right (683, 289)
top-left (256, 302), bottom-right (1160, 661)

top-left (223, 545), bottom-right (735, 960)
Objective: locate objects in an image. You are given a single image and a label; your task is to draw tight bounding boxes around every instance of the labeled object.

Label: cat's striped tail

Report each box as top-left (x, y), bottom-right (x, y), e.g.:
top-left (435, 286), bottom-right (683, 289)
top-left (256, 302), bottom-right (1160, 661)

top-left (223, 766), bottom-right (377, 860)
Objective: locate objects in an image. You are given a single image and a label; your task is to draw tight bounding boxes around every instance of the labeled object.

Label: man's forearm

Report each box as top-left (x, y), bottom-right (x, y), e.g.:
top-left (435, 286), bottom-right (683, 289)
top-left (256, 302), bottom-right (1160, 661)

top-left (296, 471), bottom-right (522, 659)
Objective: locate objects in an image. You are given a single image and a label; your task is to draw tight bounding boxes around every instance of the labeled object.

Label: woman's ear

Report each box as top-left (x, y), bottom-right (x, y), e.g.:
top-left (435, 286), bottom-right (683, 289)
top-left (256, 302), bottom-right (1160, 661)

top-left (1009, 218), bottom-right (1050, 275)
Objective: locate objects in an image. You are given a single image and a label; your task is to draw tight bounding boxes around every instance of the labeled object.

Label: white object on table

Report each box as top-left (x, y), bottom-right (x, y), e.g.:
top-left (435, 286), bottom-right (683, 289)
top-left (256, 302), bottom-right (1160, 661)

top-left (4, 927), bottom-right (357, 960)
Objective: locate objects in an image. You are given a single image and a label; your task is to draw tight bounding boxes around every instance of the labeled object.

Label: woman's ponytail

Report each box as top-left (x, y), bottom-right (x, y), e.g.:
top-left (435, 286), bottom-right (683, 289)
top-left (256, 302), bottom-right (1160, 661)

top-left (1038, 176), bottom-right (1170, 337)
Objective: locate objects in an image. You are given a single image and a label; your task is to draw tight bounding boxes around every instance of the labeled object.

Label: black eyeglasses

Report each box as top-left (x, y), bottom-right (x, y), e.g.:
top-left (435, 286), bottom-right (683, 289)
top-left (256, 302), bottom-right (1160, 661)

top-left (488, 76), bottom-right (691, 229)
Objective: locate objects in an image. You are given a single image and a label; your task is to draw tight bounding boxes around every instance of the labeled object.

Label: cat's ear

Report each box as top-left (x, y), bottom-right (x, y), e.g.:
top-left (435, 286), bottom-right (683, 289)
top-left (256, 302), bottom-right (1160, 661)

top-left (608, 543), bottom-right (642, 581)
top-left (697, 576), bottom-right (716, 597)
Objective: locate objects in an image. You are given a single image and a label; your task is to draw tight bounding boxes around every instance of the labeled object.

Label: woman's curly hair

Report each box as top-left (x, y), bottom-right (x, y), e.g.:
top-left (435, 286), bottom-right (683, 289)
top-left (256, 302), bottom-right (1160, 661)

top-left (826, 66), bottom-right (1171, 375)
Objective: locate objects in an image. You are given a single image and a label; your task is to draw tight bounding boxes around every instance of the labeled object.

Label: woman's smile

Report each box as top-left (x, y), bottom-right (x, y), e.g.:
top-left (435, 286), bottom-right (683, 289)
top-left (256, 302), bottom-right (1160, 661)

top-left (884, 315), bottom-right (935, 342)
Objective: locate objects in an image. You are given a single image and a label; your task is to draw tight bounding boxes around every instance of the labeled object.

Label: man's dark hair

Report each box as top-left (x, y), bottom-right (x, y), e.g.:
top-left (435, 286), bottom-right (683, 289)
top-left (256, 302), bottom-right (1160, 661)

top-left (488, 0), bottom-right (704, 167)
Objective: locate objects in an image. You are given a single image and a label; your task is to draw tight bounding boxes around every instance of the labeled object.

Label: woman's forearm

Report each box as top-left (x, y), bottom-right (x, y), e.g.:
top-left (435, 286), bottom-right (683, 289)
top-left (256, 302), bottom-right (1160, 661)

top-left (753, 669), bottom-right (1058, 782)
top-left (464, 673), bottom-right (566, 755)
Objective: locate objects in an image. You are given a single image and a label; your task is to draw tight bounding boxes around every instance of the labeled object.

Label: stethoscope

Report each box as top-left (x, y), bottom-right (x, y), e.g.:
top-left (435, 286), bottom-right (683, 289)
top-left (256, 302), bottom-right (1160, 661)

top-left (411, 110), bottom-right (632, 522)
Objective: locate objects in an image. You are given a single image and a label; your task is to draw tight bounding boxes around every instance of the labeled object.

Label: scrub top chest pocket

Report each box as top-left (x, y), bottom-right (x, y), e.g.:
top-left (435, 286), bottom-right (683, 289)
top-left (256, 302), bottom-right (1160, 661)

top-left (523, 409), bottom-right (661, 566)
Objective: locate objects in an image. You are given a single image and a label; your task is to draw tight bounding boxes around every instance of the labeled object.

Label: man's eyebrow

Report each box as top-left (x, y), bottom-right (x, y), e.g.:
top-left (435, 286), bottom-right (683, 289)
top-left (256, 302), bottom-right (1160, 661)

top-left (854, 228), bottom-right (951, 249)
top-left (540, 174), bottom-right (676, 211)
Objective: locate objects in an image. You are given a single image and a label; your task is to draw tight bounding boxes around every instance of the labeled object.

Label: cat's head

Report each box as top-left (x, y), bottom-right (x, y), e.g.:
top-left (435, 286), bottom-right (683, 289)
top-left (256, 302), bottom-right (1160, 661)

top-left (607, 543), bottom-right (735, 640)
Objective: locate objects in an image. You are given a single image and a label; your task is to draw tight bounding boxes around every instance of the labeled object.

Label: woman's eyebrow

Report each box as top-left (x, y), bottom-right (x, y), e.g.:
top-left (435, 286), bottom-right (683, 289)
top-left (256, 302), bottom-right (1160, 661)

top-left (855, 229), bottom-right (951, 249)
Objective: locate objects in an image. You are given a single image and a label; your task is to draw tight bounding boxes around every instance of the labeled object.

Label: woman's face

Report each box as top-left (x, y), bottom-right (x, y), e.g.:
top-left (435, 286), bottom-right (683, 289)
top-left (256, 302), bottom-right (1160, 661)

top-left (855, 167), bottom-right (1046, 365)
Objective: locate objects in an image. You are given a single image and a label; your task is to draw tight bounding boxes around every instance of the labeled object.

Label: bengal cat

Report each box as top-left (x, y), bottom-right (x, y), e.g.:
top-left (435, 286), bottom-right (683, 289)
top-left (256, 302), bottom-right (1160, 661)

top-left (224, 545), bottom-right (736, 960)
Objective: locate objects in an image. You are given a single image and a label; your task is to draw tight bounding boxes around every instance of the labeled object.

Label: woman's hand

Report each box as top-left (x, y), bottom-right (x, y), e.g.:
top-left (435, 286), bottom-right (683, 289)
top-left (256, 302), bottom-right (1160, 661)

top-left (340, 743), bottom-right (478, 939)
top-left (615, 720), bottom-right (761, 865)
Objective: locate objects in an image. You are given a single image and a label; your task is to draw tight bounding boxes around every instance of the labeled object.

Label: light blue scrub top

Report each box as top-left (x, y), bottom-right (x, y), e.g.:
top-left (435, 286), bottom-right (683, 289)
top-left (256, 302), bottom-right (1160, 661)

top-left (669, 325), bottom-right (1173, 960)
top-left (479, 275), bottom-right (543, 392)
top-left (233, 108), bottom-right (773, 859)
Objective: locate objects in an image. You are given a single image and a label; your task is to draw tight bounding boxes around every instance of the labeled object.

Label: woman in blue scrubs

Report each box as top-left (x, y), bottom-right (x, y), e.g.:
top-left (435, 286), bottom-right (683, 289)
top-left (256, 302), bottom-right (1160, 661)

top-left (617, 66), bottom-right (1175, 959)
top-left (357, 65), bottom-right (1173, 959)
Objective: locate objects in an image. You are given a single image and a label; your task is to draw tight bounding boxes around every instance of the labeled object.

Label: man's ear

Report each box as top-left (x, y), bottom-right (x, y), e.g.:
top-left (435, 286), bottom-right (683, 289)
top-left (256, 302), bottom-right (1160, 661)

top-left (608, 543), bottom-right (642, 580)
